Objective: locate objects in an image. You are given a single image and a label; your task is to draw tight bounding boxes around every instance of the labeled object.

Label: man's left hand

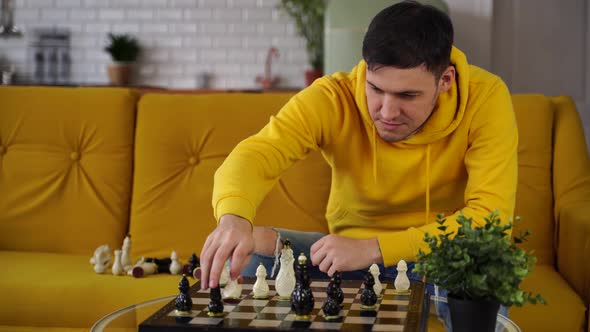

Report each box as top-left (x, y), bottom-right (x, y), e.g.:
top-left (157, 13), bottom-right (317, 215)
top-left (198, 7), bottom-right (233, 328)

top-left (310, 235), bottom-right (382, 277)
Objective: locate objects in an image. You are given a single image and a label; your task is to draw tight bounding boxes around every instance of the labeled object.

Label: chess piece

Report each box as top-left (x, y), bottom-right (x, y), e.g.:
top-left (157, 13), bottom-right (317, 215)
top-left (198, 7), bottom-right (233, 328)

top-left (360, 271), bottom-right (378, 309)
top-left (132, 261), bottom-right (158, 278)
top-left (188, 253), bottom-right (199, 276)
top-left (170, 251), bottom-right (183, 275)
top-left (327, 271), bottom-right (344, 307)
top-left (369, 263), bottom-right (383, 297)
top-left (90, 244), bottom-right (111, 274)
top-left (111, 249), bottom-right (124, 276)
top-left (253, 263), bottom-right (270, 299)
top-left (291, 253), bottom-right (314, 320)
top-left (208, 285), bottom-right (224, 317)
top-left (275, 239), bottom-right (296, 300)
top-left (219, 260), bottom-right (230, 287)
top-left (223, 278), bottom-right (242, 299)
top-left (175, 274), bottom-right (193, 315)
top-left (394, 259), bottom-right (411, 293)
top-left (121, 235), bottom-right (132, 270)
top-left (323, 274), bottom-right (341, 320)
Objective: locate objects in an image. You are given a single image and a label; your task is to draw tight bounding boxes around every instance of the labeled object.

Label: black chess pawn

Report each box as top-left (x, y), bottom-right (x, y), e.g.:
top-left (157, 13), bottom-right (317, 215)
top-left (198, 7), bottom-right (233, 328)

top-left (175, 274), bottom-right (193, 315)
top-left (331, 271), bottom-right (344, 307)
top-left (208, 285), bottom-right (224, 317)
top-left (291, 253), bottom-right (314, 320)
top-left (323, 275), bottom-right (341, 320)
top-left (188, 253), bottom-right (199, 276)
top-left (360, 271), bottom-right (378, 310)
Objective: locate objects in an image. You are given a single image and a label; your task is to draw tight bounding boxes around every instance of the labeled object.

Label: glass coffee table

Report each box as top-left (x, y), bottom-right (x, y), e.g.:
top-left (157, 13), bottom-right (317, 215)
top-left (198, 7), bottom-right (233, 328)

top-left (91, 295), bottom-right (520, 332)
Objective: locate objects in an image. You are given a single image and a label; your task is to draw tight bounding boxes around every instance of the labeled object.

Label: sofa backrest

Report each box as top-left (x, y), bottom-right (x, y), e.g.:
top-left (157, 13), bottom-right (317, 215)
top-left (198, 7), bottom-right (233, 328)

top-left (0, 87), bottom-right (137, 254)
top-left (130, 93), bottom-right (330, 259)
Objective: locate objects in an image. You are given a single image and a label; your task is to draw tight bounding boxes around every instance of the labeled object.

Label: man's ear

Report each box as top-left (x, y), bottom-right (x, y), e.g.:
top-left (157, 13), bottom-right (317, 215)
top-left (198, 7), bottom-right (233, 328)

top-left (438, 66), bottom-right (455, 93)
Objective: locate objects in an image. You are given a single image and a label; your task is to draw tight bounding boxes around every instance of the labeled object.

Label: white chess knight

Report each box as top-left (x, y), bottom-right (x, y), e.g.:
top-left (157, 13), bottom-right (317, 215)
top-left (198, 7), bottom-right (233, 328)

top-left (169, 251), bottom-right (183, 275)
top-left (121, 235), bottom-right (132, 271)
top-left (111, 249), bottom-right (124, 276)
top-left (369, 263), bottom-right (383, 296)
top-left (89, 244), bottom-right (111, 274)
top-left (219, 260), bottom-right (230, 287)
top-left (253, 263), bottom-right (270, 299)
top-left (275, 242), bottom-right (296, 299)
top-left (394, 259), bottom-right (411, 291)
top-left (223, 278), bottom-right (243, 299)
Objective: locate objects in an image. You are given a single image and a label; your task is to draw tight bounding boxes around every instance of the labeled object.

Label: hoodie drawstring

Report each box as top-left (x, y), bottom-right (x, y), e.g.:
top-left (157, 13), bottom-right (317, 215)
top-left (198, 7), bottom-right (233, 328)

top-left (425, 144), bottom-right (431, 225)
top-left (372, 125), bottom-right (378, 184)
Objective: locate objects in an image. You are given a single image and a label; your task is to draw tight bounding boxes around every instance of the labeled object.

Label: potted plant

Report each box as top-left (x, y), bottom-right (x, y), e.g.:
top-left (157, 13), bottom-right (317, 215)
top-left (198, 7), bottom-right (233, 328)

top-left (414, 211), bottom-right (545, 332)
top-left (278, 0), bottom-right (326, 86)
top-left (104, 33), bottom-right (140, 86)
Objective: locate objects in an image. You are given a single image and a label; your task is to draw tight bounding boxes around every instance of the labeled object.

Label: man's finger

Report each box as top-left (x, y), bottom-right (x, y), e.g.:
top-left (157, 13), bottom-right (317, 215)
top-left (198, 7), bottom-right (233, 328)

top-left (310, 237), bottom-right (324, 256)
top-left (199, 238), bottom-right (217, 290)
top-left (230, 242), bottom-right (251, 279)
top-left (310, 246), bottom-right (327, 266)
top-left (209, 245), bottom-right (233, 288)
top-left (318, 254), bottom-right (332, 273)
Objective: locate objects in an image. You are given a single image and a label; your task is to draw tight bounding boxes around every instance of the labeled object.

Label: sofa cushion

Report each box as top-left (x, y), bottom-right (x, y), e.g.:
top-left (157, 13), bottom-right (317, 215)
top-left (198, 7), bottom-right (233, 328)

top-left (130, 93), bottom-right (331, 259)
top-left (0, 251), bottom-right (185, 328)
top-left (0, 87), bottom-right (137, 255)
top-left (512, 94), bottom-right (556, 265)
top-left (509, 264), bottom-right (586, 332)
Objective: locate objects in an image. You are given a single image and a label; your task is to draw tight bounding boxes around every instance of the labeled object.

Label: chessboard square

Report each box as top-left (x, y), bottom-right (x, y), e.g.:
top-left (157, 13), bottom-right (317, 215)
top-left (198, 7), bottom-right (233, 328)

top-left (342, 288), bottom-right (358, 294)
top-left (269, 299), bottom-right (291, 307)
top-left (310, 322), bottom-right (343, 330)
top-left (192, 298), bottom-right (210, 305)
top-left (197, 288), bottom-right (210, 294)
top-left (381, 299), bottom-right (409, 305)
top-left (223, 305), bottom-right (236, 312)
top-left (344, 316), bottom-right (376, 324)
top-left (313, 291), bottom-right (326, 298)
top-left (350, 303), bottom-right (380, 311)
top-left (241, 284), bottom-right (253, 290)
top-left (284, 314), bottom-right (317, 321)
top-left (379, 304), bottom-right (408, 312)
top-left (189, 317), bottom-right (223, 325)
top-left (167, 310), bottom-right (199, 317)
top-left (319, 309), bottom-right (349, 317)
top-left (226, 312), bottom-right (258, 320)
top-left (267, 280), bottom-right (275, 285)
top-left (372, 324), bottom-right (404, 331)
top-left (230, 305), bottom-right (257, 313)
top-left (311, 281), bottom-right (330, 288)
top-left (255, 313), bottom-right (288, 320)
top-left (261, 306), bottom-right (292, 314)
top-left (377, 310), bottom-right (407, 319)
top-left (343, 297), bottom-right (354, 303)
top-left (248, 319), bottom-right (282, 328)
top-left (239, 299), bottom-right (269, 307)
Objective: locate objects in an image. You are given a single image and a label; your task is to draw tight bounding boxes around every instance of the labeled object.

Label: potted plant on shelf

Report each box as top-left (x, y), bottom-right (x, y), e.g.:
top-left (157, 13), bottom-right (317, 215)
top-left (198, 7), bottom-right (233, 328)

top-left (414, 211), bottom-right (545, 332)
top-left (278, 0), bottom-right (326, 86)
top-left (104, 33), bottom-right (140, 86)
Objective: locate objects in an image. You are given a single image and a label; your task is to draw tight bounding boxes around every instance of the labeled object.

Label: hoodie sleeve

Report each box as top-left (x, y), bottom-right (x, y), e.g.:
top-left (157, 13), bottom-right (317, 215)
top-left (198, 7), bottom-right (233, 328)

top-left (377, 80), bottom-right (518, 266)
top-left (212, 81), bottom-right (341, 224)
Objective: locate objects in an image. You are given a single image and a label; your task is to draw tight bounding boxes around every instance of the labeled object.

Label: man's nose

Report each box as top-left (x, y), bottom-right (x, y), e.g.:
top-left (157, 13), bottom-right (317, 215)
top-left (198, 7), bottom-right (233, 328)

top-left (381, 96), bottom-right (401, 120)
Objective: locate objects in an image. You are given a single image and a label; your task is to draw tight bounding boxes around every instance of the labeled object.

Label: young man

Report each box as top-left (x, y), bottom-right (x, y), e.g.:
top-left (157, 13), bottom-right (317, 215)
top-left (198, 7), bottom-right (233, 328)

top-left (200, 1), bottom-right (517, 320)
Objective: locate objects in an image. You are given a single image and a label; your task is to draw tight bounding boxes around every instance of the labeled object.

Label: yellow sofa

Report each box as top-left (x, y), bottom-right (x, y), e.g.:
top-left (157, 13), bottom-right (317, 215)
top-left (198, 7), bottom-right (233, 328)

top-left (0, 86), bottom-right (588, 332)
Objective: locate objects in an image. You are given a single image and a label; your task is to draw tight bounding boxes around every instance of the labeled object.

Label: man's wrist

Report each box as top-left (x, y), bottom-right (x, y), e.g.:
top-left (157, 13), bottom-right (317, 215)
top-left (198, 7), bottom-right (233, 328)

top-left (219, 214), bottom-right (253, 232)
top-left (368, 237), bottom-right (383, 264)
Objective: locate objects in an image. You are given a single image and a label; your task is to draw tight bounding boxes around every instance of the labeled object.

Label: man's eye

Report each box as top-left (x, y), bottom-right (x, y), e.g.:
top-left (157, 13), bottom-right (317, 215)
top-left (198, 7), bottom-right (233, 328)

top-left (400, 94), bottom-right (417, 99)
top-left (371, 86), bottom-right (383, 94)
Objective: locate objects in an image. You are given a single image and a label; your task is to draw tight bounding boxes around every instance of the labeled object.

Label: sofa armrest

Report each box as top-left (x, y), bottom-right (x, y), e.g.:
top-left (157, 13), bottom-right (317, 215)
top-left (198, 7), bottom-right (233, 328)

top-left (556, 203), bottom-right (590, 312)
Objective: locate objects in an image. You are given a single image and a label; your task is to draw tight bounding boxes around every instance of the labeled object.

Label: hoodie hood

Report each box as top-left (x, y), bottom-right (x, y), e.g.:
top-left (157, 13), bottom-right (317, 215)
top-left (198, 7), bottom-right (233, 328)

top-left (353, 46), bottom-right (470, 145)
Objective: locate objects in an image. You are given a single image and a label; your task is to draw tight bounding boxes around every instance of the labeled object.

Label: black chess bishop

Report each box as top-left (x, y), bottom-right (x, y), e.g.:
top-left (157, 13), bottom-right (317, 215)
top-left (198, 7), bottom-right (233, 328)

top-left (360, 270), bottom-right (378, 310)
top-left (290, 253), bottom-right (314, 320)
top-left (174, 274), bottom-right (193, 315)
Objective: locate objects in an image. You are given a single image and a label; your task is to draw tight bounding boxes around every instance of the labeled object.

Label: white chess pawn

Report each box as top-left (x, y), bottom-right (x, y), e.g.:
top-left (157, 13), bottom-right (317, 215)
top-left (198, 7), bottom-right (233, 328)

top-left (121, 235), bottom-right (132, 270)
top-left (275, 241), bottom-right (296, 300)
top-left (112, 249), bottom-right (124, 276)
top-left (223, 278), bottom-right (243, 299)
top-left (219, 260), bottom-right (230, 287)
top-left (394, 259), bottom-right (411, 292)
top-left (369, 263), bottom-right (383, 296)
top-left (90, 244), bottom-right (111, 274)
top-left (169, 251), bottom-right (183, 275)
top-left (253, 263), bottom-right (270, 299)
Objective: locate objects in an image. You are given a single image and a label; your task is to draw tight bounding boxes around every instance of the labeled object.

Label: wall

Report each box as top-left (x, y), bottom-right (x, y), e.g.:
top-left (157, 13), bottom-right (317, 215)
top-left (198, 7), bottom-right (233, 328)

top-left (0, 0), bottom-right (310, 89)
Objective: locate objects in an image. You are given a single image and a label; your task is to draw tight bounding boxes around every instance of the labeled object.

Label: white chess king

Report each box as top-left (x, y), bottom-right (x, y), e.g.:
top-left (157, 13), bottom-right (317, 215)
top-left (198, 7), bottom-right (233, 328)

top-left (253, 263), bottom-right (270, 299)
top-left (394, 259), bottom-right (411, 292)
top-left (275, 240), bottom-right (296, 300)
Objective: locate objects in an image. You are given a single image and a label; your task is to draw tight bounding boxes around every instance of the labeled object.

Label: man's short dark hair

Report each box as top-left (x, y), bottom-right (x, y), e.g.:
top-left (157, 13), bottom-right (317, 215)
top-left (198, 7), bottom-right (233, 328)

top-left (362, 1), bottom-right (454, 79)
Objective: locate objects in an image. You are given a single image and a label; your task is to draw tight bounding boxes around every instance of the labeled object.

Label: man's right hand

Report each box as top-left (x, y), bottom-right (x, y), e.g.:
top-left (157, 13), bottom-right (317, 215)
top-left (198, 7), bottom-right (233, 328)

top-left (199, 214), bottom-right (254, 290)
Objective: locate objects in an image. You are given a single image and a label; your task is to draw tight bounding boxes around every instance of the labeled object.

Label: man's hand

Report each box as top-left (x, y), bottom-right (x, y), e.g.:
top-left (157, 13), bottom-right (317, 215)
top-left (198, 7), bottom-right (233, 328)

top-left (310, 235), bottom-right (382, 276)
top-left (199, 214), bottom-right (254, 290)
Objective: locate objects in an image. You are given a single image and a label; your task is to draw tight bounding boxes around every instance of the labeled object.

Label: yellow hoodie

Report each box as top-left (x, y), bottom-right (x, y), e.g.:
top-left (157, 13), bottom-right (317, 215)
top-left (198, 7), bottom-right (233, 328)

top-left (213, 47), bottom-right (518, 267)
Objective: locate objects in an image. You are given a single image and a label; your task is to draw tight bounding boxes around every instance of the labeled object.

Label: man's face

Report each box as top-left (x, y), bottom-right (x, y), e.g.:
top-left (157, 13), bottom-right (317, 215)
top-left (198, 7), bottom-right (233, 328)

top-left (365, 64), bottom-right (451, 142)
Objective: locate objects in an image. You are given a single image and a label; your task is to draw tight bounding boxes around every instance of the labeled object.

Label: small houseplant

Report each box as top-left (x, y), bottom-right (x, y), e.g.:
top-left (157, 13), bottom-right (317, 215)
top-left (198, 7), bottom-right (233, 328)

top-left (414, 211), bottom-right (544, 332)
top-left (104, 33), bottom-right (140, 86)
top-left (278, 0), bottom-right (326, 85)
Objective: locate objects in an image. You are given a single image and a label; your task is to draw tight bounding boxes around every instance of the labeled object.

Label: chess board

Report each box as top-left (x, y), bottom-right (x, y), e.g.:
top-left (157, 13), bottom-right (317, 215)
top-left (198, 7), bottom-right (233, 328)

top-left (139, 278), bottom-right (429, 332)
